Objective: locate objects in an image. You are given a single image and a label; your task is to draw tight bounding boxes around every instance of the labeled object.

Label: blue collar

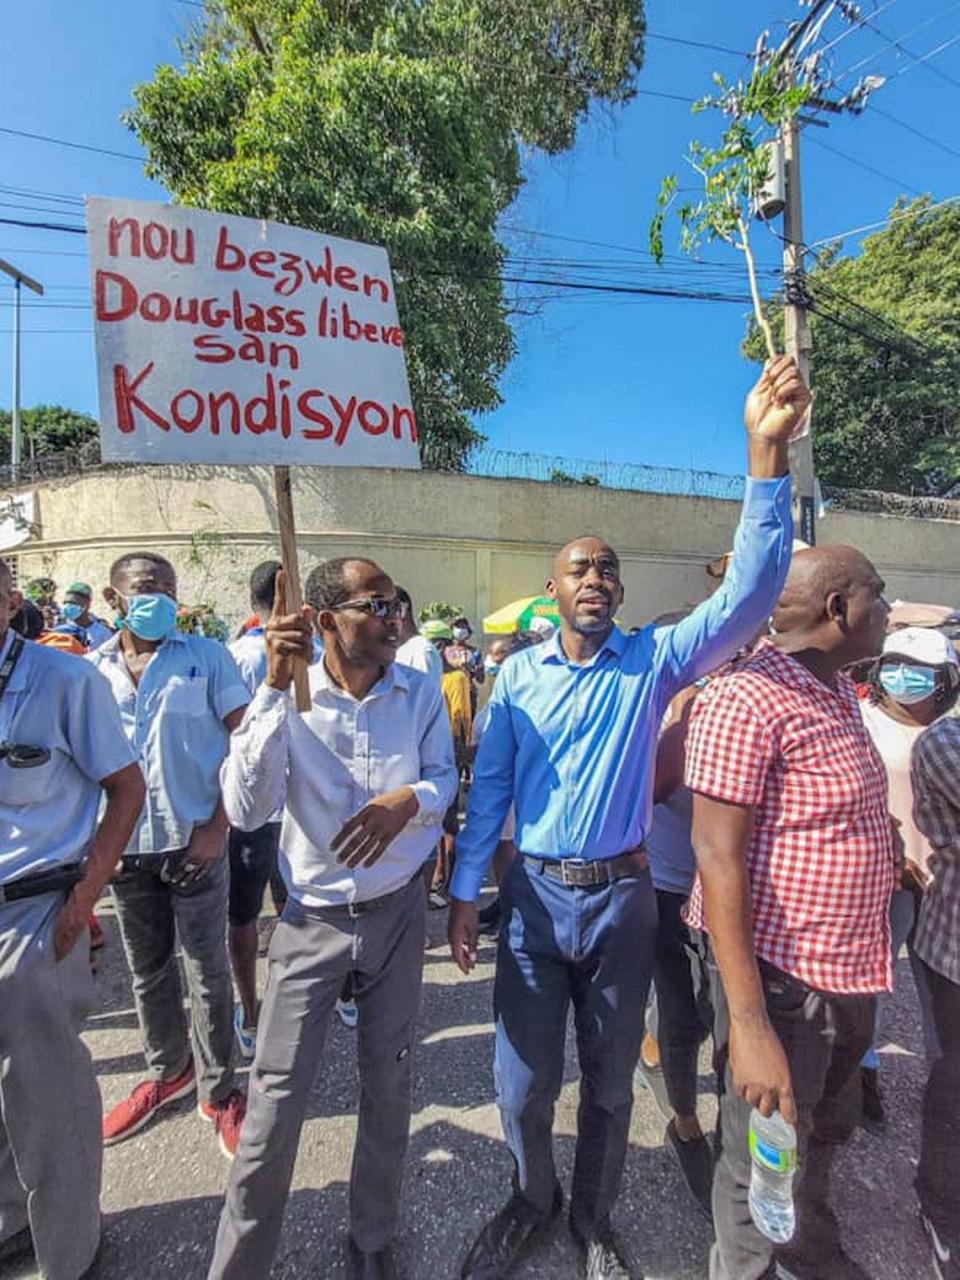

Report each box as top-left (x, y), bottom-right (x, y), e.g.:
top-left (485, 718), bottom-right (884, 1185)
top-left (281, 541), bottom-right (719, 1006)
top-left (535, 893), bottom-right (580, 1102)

top-left (538, 626), bottom-right (626, 666)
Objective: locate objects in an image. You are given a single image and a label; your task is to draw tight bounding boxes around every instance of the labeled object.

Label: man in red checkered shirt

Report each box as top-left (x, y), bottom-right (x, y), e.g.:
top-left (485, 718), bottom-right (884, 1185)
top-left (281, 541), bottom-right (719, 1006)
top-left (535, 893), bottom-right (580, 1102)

top-left (686, 545), bottom-right (893, 1280)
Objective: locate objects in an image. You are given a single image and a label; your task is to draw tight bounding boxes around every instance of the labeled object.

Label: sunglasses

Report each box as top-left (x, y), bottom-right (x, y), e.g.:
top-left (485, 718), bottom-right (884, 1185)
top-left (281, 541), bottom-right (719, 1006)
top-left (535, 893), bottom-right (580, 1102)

top-left (330, 597), bottom-right (407, 620)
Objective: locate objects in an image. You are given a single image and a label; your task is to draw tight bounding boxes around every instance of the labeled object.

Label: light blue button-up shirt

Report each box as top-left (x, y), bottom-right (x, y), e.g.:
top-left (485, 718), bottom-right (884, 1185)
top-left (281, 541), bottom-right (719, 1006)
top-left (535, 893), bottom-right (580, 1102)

top-left (451, 475), bottom-right (792, 902)
top-left (90, 631), bottom-right (249, 855)
top-left (0, 631), bottom-right (136, 882)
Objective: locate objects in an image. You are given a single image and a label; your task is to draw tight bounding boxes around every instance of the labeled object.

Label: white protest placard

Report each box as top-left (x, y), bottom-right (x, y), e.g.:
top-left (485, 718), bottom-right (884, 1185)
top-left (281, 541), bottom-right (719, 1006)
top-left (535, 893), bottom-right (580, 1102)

top-left (86, 197), bottom-right (420, 469)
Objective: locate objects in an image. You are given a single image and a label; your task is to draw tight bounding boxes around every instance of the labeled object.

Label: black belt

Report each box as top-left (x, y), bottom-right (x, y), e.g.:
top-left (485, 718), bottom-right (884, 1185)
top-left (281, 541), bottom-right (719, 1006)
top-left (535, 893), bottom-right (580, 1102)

top-left (0, 863), bottom-right (84, 906)
top-left (320, 872), bottom-right (420, 919)
top-left (521, 848), bottom-right (648, 887)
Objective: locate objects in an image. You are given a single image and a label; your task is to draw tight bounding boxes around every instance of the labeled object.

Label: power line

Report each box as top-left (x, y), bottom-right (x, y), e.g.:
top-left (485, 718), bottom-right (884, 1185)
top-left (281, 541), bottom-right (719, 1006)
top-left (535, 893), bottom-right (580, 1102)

top-left (644, 32), bottom-right (746, 57)
top-left (866, 22), bottom-right (960, 90)
top-left (807, 194), bottom-right (960, 248)
top-left (0, 125), bottom-right (141, 162)
top-left (803, 133), bottom-right (925, 196)
top-left (835, 1), bottom-right (960, 83)
top-left (868, 104), bottom-right (960, 160)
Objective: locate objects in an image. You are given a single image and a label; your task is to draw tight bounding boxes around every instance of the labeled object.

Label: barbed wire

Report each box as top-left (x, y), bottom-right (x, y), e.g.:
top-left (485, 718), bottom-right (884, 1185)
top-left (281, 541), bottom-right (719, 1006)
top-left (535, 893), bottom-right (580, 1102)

top-left (3, 442), bottom-right (958, 521)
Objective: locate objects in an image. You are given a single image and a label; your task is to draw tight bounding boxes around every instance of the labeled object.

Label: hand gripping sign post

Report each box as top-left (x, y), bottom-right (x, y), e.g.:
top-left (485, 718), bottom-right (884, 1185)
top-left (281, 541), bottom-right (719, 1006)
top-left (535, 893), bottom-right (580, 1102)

top-left (86, 196), bottom-right (420, 709)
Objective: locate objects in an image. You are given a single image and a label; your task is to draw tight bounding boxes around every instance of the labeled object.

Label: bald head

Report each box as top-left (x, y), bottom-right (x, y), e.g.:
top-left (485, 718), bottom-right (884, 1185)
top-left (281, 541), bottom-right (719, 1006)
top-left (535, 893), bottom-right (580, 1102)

top-left (548, 535), bottom-right (623, 638)
top-left (552, 535), bottom-right (619, 581)
top-left (772, 544), bottom-right (888, 663)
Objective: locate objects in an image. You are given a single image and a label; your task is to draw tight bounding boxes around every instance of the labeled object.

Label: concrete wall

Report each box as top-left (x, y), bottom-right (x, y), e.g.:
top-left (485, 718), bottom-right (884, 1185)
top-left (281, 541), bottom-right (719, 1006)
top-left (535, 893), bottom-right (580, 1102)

top-left (10, 464), bottom-right (960, 630)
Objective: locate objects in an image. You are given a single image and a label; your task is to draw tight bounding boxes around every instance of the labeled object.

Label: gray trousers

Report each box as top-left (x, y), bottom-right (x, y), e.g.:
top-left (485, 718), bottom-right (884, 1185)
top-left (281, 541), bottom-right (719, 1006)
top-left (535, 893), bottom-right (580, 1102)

top-left (0, 893), bottom-right (100, 1279)
top-left (209, 874), bottom-right (426, 1279)
top-left (710, 958), bottom-right (875, 1280)
top-left (112, 853), bottom-right (235, 1105)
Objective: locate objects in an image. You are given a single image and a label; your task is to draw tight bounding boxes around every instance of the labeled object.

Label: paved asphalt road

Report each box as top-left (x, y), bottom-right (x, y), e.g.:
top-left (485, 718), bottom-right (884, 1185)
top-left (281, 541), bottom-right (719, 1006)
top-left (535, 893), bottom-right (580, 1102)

top-left (10, 893), bottom-right (935, 1279)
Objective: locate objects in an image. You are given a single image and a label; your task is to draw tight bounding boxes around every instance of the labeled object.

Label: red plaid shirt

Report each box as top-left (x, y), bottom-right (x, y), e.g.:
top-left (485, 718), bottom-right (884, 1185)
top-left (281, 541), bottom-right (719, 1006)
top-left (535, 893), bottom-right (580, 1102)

top-left (684, 640), bottom-right (893, 995)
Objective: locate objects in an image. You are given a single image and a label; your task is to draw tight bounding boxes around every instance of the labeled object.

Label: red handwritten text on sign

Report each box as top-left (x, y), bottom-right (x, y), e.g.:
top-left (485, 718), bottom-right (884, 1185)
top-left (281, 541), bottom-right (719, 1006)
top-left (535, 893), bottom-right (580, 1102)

top-left (86, 197), bottom-right (420, 469)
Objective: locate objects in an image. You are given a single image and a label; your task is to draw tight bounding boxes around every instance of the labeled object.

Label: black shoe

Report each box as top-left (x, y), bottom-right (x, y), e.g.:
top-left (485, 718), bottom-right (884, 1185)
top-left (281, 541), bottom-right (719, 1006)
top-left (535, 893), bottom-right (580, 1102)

top-left (633, 1056), bottom-right (672, 1123)
top-left (347, 1236), bottom-right (398, 1280)
top-left (859, 1066), bottom-right (885, 1128)
top-left (775, 1245), bottom-right (871, 1280)
top-left (664, 1118), bottom-right (714, 1220)
top-left (477, 899), bottom-right (502, 935)
top-left (569, 1218), bottom-right (635, 1280)
top-left (460, 1185), bottom-right (562, 1278)
top-left (921, 1212), bottom-right (960, 1280)
top-left (0, 1226), bottom-right (34, 1269)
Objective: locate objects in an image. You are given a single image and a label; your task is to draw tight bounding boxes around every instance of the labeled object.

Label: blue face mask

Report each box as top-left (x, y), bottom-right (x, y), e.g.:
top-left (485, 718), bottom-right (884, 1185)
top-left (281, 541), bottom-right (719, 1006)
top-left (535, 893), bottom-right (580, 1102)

top-left (879, 662), bottom-right (938, 705)
top-left (484, 660), bottom-right (501, 677)
top-left (62, 602), bottom-right (85, 622)
top-left (122, 593), bottom-right (178, 642)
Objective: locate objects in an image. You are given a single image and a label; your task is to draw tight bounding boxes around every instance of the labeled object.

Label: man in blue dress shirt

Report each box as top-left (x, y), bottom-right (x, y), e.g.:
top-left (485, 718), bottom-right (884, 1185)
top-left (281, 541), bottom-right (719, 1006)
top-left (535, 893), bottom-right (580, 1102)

top-left (449, 356), bottom-right (810, 1280)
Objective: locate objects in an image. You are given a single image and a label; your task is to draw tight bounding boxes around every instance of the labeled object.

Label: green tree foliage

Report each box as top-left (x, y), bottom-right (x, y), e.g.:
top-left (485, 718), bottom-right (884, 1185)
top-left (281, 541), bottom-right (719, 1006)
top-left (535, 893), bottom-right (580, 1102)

top-left (742, 197), bottom-right (960, 495)
top-left (126, 0), bottom-right (646, 469)
top-left (650, 63), bottom-right (810, 357)
top-left (0, 405), bottom-right (99, 458)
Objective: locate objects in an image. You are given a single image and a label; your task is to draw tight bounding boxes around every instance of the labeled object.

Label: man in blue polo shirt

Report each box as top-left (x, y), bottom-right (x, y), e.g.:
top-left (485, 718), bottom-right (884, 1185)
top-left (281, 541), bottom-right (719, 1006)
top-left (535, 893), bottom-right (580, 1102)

top-left (449, 356), bottom-right (810, 1280)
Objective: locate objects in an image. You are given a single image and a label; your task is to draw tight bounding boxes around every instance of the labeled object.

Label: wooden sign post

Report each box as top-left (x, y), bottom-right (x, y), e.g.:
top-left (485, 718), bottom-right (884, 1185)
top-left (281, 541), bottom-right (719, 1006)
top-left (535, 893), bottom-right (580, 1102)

top-left (272, 464), bottom-right (310, 711)
top-left (86, 196), bottom-right (421, 709)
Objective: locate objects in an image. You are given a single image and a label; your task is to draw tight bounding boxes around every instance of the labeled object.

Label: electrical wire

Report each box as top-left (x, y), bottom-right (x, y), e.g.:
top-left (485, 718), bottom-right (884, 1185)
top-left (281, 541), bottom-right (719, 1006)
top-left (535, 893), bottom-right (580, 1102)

top-left (867, 105), bottom-right (960, 160)
top-left (806, 194), bottom-right (960, 247)
top-left (803, 133), bottom-right (925, 196)
top-left (0, 125), bottom-right (141, 162)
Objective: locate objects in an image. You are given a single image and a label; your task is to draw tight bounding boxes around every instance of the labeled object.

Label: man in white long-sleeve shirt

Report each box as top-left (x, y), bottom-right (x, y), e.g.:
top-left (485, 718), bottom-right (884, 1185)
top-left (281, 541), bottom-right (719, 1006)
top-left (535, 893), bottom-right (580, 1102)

top-left (209, 557), bottom-right (457, 1280)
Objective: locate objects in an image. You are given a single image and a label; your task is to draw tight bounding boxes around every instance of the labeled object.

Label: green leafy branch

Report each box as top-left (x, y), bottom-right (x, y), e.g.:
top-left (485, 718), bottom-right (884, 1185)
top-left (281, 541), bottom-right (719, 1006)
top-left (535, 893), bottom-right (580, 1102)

top-left (650, 62), bottom-right (811, 360)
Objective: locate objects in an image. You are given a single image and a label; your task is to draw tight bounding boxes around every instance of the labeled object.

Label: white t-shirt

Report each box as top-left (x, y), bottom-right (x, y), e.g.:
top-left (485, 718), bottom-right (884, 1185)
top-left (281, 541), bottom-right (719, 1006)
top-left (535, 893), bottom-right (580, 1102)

top-left (397, 634), bottom-right (443, 685)
top-left (860, 698), bottom-right (934, 878)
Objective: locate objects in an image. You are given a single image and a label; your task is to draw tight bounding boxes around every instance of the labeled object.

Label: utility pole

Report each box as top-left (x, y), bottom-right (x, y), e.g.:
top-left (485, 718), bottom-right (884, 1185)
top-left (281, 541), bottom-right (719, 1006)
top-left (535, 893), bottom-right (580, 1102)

top-left (781, 117), bottom-right (816, 545)
top-left (0, 258), bottom-right (44, 480)
top-left (764, 0), bottom-right (881, 545)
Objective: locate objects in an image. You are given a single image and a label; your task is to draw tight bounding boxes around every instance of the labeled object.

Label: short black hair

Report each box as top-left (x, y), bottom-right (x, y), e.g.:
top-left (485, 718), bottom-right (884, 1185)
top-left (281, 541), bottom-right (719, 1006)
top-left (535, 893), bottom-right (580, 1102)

top-left (250, 560), bottom-right (281, 612)
top-left (304, 557), bottom-right (382, 613)
top-left (110, 551), bottom-right (175, 585)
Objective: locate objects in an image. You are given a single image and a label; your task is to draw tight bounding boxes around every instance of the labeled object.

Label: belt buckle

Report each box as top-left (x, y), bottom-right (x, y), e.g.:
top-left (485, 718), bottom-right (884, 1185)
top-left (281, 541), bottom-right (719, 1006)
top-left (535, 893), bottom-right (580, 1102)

top-left (347, 900), bottom-right (363, 919)
top-left (560, 858), bottom-right (587, 887)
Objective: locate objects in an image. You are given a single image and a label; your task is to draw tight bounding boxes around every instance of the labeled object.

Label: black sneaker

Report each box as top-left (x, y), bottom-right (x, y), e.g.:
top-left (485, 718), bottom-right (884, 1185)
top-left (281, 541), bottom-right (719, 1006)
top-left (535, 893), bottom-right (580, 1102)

top-left (460, 1184), bottom-right (562, 1278)
top-left (664, 1118), bottom-right (714, 1220)
top-left (922, 1212), bottom-right (959, 1280)
top-left (569, 1217), bottom-right (635, 1280)
top-left (0, 1226), bottom-right (34, 1270)
top-left (859, 1066), bottom-right (885, 1128)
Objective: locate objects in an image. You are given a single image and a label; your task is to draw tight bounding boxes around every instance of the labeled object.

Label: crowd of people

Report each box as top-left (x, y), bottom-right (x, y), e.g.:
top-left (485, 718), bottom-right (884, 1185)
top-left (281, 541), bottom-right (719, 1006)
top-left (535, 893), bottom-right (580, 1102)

top-left (0, 355), bottom-right (957, 1280)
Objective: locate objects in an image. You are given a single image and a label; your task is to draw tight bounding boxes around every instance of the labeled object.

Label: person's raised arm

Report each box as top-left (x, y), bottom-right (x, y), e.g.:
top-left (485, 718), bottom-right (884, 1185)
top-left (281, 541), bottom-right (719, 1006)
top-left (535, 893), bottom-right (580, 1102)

top-left (658, 357), bottom-right (810, 696)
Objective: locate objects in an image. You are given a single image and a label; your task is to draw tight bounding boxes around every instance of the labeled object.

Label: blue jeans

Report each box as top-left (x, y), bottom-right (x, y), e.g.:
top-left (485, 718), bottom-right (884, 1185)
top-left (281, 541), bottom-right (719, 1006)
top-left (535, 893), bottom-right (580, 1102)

top-left (493, 855), bottom-right (657, 1231)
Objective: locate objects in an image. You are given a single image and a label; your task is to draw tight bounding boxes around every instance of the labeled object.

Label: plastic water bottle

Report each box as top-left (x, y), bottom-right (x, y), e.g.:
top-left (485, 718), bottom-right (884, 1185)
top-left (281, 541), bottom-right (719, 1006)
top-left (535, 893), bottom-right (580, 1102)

top-left (748, 1108), bottom-right (797, 1243)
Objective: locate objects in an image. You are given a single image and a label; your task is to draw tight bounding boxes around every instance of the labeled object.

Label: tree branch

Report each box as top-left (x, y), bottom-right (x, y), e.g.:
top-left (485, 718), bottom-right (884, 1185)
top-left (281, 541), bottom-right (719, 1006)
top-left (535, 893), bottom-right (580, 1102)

top-left (738, 215), bottom-right (777, 360)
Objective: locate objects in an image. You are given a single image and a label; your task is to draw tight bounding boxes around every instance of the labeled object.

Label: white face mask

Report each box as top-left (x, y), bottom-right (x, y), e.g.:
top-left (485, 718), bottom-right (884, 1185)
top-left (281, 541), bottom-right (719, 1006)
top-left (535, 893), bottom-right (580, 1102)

top-left (452, 626), bottom-right (469, 642)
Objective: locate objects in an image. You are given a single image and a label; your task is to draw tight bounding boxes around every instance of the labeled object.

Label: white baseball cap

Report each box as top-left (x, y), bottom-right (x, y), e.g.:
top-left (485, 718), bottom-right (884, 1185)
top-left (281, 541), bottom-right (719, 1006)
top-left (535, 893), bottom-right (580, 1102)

top-left (882, 626), bottom-right (959, 668)
top-left (527, 616), bottom-right (557, 638)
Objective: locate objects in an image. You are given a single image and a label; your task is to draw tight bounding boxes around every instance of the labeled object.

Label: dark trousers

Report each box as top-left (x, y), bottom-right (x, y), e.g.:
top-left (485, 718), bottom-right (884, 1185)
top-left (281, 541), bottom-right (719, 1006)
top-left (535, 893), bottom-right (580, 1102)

top-left (916, 959), bottom-right (960, 1244)
top-left (112, 853), bottom-right (235, 1106)
top-left (494, 856), bottom-right (657, 1232)
top-left (650, 889), bottom-right (713, 1117)
top-left (710, 959), bottom-right (875, 1280)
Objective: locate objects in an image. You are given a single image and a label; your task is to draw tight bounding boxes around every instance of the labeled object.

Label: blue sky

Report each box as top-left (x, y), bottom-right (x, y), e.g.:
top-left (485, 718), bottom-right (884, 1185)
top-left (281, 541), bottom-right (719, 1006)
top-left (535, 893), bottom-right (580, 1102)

top-left (1, 0), bottom-right (958, 476)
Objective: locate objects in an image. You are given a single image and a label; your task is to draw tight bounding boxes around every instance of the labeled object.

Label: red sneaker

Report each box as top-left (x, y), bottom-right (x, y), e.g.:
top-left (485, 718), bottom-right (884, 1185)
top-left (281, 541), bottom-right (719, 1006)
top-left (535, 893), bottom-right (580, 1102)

top-left (198, 1089), bottom-right (246, 1159)
top-left (102, 1061), bottom-right (196, 1145)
